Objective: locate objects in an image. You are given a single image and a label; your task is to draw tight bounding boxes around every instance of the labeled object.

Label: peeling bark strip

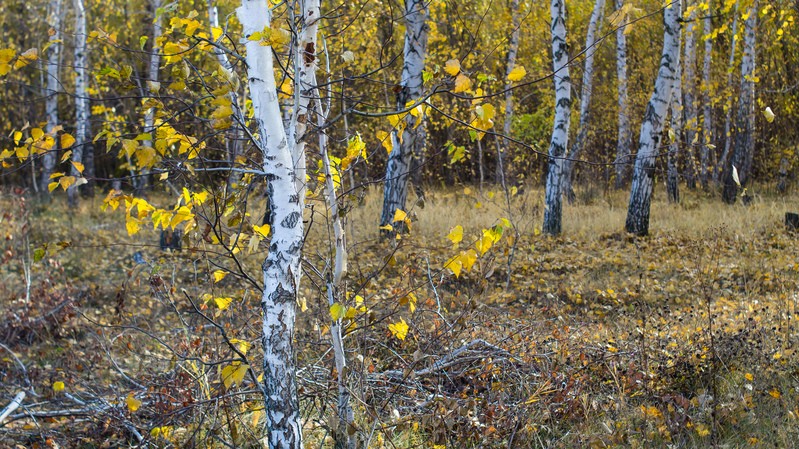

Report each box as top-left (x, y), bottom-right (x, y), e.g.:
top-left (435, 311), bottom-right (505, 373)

top-left (542, 0), bottom-right (571, 235)
top-left (237, 1), bottom-right (304, 448)
top-left (68, 0), bottom-right (89, 208)
top-left (380, 0), bottom-right (429, 230)
top-left (723, 1), bottom-right (757, 204)
top-left (40, 0), bottom-right (62, 193)
top-left (614, 0), bottom-right (632, 189)
top-left (625, 0), bottom-right (681, 236)
top-left (562, 0), bottom-right (606, 203)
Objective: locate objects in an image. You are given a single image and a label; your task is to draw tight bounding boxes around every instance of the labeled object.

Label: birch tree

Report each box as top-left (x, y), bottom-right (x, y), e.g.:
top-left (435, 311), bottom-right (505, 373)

top-left (562, 0), bottom-right (606, 204)
top-left (67, 0), bottom-right (89, 208)
top-left (716, 0), bottom-right (739, 184)
top-left (40, 0), bottom-right (62, 193)
top-left (614, 0), bottom-right (632, 189)
top-left (237, 0), bottom-right (318, 446)
top-left (380, 0), bottom-right (429, 231)
top-left (497, 0), bottom-right (521, 185)
top-left (667, 40), bottom-right (683, 203)
top-left (699, 0), bottom-right (713, 189)
top-left (542, 0), bottom-right (571, 235)
top-left (682, 1), bottom-right (699, 189)
top-left (625, 0), bottom-right (681, 236)
top-left (722, 0), bottom-right (757, 204)
top-left (136, 0), bottom-right (162, 195)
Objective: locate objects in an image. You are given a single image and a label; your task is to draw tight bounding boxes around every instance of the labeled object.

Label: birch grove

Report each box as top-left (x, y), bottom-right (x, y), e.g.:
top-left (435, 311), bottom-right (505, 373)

top-left (542, 0), bottom-right (571, 235)
top-left (699, 0), bottom-right (713, 189)
top-left (625, 0), bottom-right (681, 235)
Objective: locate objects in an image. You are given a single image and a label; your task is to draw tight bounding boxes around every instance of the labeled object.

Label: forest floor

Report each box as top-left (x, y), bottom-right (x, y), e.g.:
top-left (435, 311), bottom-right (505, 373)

top-left (1, 184), bottom-right (799, 448)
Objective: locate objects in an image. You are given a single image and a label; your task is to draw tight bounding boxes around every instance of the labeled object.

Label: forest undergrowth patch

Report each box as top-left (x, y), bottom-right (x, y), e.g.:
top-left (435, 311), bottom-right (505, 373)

top-left (1, 186), bottom-right (798, 448)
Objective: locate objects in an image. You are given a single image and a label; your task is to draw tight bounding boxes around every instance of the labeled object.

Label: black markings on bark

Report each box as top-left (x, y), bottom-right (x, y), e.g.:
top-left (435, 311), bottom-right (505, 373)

top-left (281, 211), bottom-right (301, 229)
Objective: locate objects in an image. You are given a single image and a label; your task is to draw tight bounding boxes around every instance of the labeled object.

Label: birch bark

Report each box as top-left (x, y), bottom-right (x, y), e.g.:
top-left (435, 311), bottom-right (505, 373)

top-left (238, 1), bottom-right (304, 447)
top-left (668, 39), bottom-right (683, 203)
top-left (563, 0), bottom-right (606, 203)
top-left (625, 0), bottom-right (681, 235)
top-left (380, 0), bottom-right (429, 231)
top-left (498, 0), bottom-right (521, 185)
top-left (542, 0), bottom-right (571, 235)
top-left (722, 1), bottom-right (757, 204)
top-left (699, 0), bottom-right (713, 189)
top-left (682, 2), bottom-right (699, 189)
top-left (716, 0), bottom-right (739, 184)
top-left (40, 0), bottom-right (62, 193)
top-left (136, 0), bottom-right (162, 195)
top-left (68, 0), bottom-right (89, 208)
top-left (614, 0), bottom-right (632, 189)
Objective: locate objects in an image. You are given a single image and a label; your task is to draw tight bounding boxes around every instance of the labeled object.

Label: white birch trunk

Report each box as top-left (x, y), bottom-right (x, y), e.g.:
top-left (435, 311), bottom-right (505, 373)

top-left (722, 0), bottom-right (757, 204)
top-left (717, 0), bottom-right (739, 184)
top-left (498, 0), bottom-right (521, 185)
top-left (137, 0), bottom-right (162, 195)
top-left (682, 2), bottom-right (699, 189)
top-left (40, 0), bottom-right (62, 193)
top-left (68, 0), bottom-right (89, 208)
top-left (563, 0), bottom-right (606, 203)
top-left (667, 40), bottom-right (683, 203)
top-left (614, 0), bottom-right (632, 188)
top-left (625, 0), bottom-right (681, 235)
top-left (237, 1), bottom-right (304, 447)
top-left (315, 95), bottom-right (353, 449)
top-left (380, 0), bottom-right (429, 230)
top-left (699, 0), bottom-right (713, 189)
top-left (542, 0), bottom-right (571, 235)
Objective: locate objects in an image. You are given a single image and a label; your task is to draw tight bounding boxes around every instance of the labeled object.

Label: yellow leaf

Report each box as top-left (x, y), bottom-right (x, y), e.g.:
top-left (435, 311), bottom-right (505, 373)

top-left (229, 338), bottom-right (251, 355)
top-left (31, 128), bottom-right (44, 141)
top-left (444, 59), bottom-right (461, 76)
top-left (454, 73), bottom-right (472, 93)
top-left (126, 218), bottom-right (140, 235)
top-left (745, 372), bottom-right (754, 381)
top-left (13, 48), bottom-right (38, 69)
top-left (48, 181), bottom-right (59, 192)
top-left (52, 381), bottom-right (65, 392)
top-left (60, 150), bottom-right (72, 162)
top-left (159, 172), bottom-right (169, 180)
top-left (393, 209), bottom-right (408, 223)
top-left (459, 249), bottom-right (478, 271)
top-left (769, 388), bottom-right (781, 399)
top-left (447, 225), bottom-right (463, 244)
top-left (221, 362), bottom-right (248, 389)
top-left (376, 130), bottom-right (393, 154)
top-left (60, 133), bottom-right (76, 149)
top-left (388, 318), bottom-right (409, 341)
top-left (0, 48), bottom-right (16, 64)
top-left (126, 393), bottom-right (142, 412)
top-left (211, 26), bottom-right (223, 42)
top-left (507, 65), bottom-right (527, 81)
top-left (379, 224), bottom-right (393, 231)
top-left (253, 223), bottom-right (270, 239)
top-left (763, 106), bottom-right (775, 123)
top-left (330, 302), bottom-right (347, 321)
top-left (71, 161), bottom-right (84, 174)
top-left (13, 131), bottom-right (22, 145)
top-left (213, 270), bottom-right (227, 283)
top-left (214, 296), bottom-right (234, 310)
top-left (444, 254), bottom-right (463, 277)
top-left (59, 176), bottom-right (76, 190)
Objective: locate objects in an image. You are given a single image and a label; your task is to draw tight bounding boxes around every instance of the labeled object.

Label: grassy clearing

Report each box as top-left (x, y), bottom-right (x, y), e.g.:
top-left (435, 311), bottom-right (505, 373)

top-left (1, 184), bottom-right (798, 448)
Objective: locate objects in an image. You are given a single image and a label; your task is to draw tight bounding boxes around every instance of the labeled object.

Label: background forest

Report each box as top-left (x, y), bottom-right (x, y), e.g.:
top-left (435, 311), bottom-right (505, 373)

top-left (1, 0), bottom-right (799, 447)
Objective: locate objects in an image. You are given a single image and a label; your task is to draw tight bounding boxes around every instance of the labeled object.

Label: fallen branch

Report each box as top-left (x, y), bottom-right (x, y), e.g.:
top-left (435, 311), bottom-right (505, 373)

top-left (0, 392), bottom-right (25, 424)
top-left (379, 339), bottom-right (516, 380)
